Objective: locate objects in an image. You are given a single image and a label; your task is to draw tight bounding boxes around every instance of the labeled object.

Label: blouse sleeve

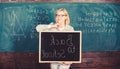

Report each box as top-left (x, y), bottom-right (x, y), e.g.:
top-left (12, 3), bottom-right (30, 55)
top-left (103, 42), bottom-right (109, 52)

top-left (36, 23), bottom-right (54, 32)
top-left (36, 24), bottom-right (49, 32)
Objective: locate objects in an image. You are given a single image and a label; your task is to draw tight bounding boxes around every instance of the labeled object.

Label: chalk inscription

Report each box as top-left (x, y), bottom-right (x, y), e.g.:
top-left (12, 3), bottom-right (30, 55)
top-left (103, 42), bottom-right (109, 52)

top-left (41, 34), bottom-right (76, 59)
top-left (49, 34), bottom-right (73, 46)
top-left (42, 49), bottom-right (65, 59)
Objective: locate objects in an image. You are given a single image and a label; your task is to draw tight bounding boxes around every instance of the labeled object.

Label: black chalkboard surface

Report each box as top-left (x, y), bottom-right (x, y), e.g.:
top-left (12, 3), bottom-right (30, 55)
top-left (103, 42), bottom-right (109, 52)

top-left (39, 31), bottom-right (82, 63)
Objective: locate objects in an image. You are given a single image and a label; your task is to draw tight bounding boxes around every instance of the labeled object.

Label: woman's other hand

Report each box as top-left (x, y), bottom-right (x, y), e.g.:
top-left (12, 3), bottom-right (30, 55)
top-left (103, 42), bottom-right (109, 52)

top-left (58, 62), bottom-right (72, 65)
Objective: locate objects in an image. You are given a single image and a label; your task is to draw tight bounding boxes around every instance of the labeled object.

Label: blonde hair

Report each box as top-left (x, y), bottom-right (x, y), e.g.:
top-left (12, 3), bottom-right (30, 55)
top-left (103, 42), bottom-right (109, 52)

top-left (55, 8), bottom-right (70, 25)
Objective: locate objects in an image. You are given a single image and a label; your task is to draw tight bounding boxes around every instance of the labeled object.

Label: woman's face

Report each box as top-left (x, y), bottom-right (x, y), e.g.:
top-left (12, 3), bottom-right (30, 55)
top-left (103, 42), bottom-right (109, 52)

top-left (55, 11), bottom-right (66, 25)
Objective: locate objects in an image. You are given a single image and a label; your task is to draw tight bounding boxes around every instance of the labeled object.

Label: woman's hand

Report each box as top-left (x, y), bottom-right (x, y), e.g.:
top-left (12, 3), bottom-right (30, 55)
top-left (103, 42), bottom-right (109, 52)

top-left (58, 62), bottom-right (72, 65)
top-left (49, 23), bottom-right (59, 28)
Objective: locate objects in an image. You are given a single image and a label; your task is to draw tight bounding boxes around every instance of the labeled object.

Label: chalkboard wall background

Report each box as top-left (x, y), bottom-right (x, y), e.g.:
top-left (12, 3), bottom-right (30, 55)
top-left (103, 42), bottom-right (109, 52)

top-left (0, 3), bottom-right (120, 52)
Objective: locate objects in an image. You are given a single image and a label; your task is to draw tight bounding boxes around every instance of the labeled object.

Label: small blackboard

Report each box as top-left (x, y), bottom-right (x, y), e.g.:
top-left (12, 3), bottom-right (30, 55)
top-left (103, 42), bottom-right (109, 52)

top-left (39, 31), bottom-right (82, 63)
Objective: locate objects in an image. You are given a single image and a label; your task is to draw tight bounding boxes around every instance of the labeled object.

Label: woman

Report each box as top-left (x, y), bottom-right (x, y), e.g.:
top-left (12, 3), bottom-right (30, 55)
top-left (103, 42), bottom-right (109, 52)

top-left (49, 8), bottom-right (74, 69)
top-left (36, 8), bottom-right (74, 69)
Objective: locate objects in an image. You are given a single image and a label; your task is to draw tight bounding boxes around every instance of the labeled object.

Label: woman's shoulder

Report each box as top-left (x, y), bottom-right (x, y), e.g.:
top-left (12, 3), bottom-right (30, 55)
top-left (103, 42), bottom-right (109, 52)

top-left (65, 25), bottom-right (74, 31)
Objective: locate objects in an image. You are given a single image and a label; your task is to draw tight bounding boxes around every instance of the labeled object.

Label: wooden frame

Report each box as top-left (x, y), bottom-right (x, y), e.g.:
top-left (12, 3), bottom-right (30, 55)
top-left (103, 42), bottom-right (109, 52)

top-left (39, 31), bottom-right (82, 63)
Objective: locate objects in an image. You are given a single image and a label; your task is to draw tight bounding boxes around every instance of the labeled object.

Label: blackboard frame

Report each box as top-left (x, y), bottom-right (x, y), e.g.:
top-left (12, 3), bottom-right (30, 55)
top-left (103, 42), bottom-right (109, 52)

top-left (39, 31), bottom-right (82, 63)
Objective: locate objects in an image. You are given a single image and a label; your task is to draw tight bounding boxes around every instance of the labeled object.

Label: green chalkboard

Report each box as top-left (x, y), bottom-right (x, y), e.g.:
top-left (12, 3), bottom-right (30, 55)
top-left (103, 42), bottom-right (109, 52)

top-left (0, 3), bottom-right (120, 52)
